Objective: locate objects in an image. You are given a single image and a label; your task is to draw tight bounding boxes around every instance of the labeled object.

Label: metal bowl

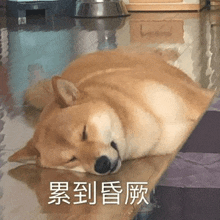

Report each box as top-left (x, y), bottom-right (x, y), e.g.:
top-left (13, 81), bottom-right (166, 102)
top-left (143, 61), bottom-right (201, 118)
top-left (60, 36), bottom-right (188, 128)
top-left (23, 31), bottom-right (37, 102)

top-left (74, 0), bottom-right (130, 18)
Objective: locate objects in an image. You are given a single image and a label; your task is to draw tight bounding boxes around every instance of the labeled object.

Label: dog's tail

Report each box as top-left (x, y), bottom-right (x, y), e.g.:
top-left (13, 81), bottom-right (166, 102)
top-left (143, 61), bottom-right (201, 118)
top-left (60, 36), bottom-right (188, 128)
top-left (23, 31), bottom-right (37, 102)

top-left (24, 79), bottom-right (54, 110)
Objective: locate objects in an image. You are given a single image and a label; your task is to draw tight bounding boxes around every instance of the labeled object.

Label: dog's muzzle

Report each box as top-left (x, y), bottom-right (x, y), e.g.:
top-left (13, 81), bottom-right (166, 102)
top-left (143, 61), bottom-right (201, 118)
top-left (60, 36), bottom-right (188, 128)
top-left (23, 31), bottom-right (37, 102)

top-left (94, 156), bottom-right (121, 175)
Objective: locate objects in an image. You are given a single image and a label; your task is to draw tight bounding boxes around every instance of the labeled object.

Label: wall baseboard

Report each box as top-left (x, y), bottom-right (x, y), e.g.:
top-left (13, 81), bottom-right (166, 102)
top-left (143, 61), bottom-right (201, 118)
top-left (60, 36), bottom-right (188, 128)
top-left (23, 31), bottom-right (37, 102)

top-left (126, 3), bottom-right (205, 11)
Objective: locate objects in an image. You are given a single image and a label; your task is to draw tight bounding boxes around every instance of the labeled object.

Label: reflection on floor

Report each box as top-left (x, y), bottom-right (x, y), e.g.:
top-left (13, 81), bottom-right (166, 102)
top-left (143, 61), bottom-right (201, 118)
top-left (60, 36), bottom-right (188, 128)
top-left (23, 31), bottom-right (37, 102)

top-left (1, 5), bottom-right (220, 220)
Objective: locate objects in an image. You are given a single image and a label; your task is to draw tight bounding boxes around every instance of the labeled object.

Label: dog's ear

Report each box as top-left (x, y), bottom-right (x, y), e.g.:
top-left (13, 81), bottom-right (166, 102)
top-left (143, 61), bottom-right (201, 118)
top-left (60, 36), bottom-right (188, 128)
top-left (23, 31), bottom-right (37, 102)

top-left (52, 76), bottom-right (79, 108)
top-left (8, 139), bottom-right (39, 163)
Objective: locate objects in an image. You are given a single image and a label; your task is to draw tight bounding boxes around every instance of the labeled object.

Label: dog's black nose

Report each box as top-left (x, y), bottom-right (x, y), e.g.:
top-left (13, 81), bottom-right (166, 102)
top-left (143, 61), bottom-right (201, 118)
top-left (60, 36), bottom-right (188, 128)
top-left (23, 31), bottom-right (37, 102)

top-left (94, 156), bottom-right (111, 174)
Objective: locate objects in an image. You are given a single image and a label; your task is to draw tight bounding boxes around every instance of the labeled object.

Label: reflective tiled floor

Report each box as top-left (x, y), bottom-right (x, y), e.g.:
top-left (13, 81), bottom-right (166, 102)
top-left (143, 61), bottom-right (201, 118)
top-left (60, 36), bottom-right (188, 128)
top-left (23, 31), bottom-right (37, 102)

top-left (1, 5), bottom-right (220, 220)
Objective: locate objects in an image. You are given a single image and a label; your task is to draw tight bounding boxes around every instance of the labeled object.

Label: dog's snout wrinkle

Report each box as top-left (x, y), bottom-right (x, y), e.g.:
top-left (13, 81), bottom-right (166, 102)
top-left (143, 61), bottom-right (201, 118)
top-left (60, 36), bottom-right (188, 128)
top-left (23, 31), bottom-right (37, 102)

top-left (94, 156), bottom-right (111, 174)
top-left (110, 160), bottom-right (118, 172)
top-left (110, 141), bottom-right (118, 151)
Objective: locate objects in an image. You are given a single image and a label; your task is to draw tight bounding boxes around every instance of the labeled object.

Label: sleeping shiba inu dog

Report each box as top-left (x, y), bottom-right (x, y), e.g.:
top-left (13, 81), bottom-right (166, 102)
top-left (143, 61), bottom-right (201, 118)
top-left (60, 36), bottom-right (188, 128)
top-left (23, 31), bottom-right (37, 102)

top-left (8, 48), bottom-right (214, 175)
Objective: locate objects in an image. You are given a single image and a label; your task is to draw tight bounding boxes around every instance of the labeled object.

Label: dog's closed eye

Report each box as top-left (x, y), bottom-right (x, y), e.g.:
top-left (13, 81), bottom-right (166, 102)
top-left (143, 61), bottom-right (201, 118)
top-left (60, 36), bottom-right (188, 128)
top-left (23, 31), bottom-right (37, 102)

top-left (82, 126), bottom-right (87, 141)
top-left (69, 156), bottom-right (77, 162)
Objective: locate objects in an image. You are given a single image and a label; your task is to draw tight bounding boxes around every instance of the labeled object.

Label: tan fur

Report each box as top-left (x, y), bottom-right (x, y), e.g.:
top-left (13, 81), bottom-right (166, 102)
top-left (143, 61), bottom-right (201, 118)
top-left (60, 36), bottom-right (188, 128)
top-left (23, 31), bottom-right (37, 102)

top-left (8, 48), bottom-right (215, 175)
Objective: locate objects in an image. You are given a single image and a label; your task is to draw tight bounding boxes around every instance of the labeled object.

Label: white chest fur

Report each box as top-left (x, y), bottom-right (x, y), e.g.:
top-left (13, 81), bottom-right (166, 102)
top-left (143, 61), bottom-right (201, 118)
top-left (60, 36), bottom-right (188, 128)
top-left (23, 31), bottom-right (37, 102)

top-left (125, 82), bottom-right (193, 158)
